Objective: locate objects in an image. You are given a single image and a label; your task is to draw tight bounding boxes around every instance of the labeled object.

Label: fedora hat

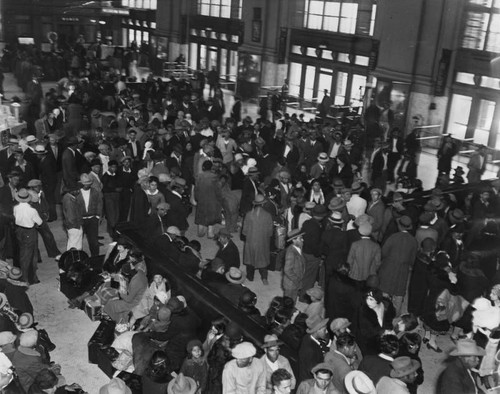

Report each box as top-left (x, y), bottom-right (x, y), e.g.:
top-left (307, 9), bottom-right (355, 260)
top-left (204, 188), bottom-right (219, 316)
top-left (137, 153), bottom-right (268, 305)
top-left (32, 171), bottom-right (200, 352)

top-left (287, 228), bottom-right (305, 243)
top-left (390, 356), bottom-right (421, 378)
top-left (27, 179), bottom-right (42, 188)
top-left (351, 182), bottom-right (363, 193)
top-left (261, 334), bottom-right (283, 349)
top-left (328, 197), bottom-right (346, 212)
top-left (312, 204), bottom-right (328, 218)
top-left (66, 136), bottom-right (80, 145)
top-left (253, 194), bottom-right (266, 205)
top-left (79, 173), bottom-right (93, 186)
top-left (8, 267), bottom-right (22, 281)
top-left (7, 138), bottom-right (18, 146)
top-left (18, 313), bottom-right (34, 330)
top-left (34, 145), bottom-right (47, 154)
top-left (225, 267), bottom-right (246, 284)
top-left (332, 179), bottom-right (345, 188)
top-left (419, 212), bottom-right (434, 225)
top-left (247, 167), bottom-right (260, 177)
top-left (0, 294), bottom-right (7, 309)
top-left (344, 371), bottom-right (376, 394)
top-left (304, 202), bottom-right (316, 211)
top-left (449, 339), bottom-right (486, 357)
top-left (172, 177), bottom-right (187, 187)
top-left (449, 208), bottom-right (465, 224)
top-left (306, 315), bottom-right (329, 334)
top-left (370, 187), bottom-right (382, 196)
top-left (397, 215), bottom-right (412, 231)
top-left (424, 197), bottom-right (444, 212)
top-left (329, 211), bottom-right (344, 225)
top-left (333, 130), bottom-right (343, 139)
top-left (317, 152), bottom-right (329, 163)
top-left (217, 228), bottom-right (232, 239)
top-left (120, 155), bottom-right (132, 163)
top-left (330, 317), bottom-right (351, 332)
top-left (15, 188), bottom-right (31, 203)
top-left (355, 214), bottom-right (375, 227)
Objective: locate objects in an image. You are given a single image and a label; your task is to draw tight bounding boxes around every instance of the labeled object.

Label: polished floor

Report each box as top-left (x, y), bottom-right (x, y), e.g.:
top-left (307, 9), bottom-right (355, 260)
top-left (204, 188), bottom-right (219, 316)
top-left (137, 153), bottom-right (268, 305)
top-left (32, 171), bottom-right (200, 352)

top-left (1, 72), bottom-right (483, 393)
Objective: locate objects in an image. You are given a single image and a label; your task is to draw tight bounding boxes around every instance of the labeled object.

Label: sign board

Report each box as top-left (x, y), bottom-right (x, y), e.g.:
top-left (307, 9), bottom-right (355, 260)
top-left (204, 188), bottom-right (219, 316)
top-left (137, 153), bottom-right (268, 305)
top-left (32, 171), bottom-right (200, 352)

top-left (102, 8), bottom-right (129, 16)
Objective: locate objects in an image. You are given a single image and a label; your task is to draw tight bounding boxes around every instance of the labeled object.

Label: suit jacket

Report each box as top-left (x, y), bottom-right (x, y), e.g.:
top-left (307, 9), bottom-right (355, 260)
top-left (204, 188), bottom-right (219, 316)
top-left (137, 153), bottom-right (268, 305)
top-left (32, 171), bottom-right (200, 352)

top-left (126, 141), bottom-right (142, 160)
top-left (0, 149), bottom-right (16, 182)
top-left (45, 142), bottom-right (63, 172)
top-left (37, 154), bottom-right (57, 191)
top-left (436, 358), bottom-right (484, 394)
top-left (371, 149), bottom-right (386, 181)
top-left (325, 350), bottom-right (353, 394)
top-left (283, 245), bottom-right (305, 291)
top-left (0, 185), bottom-right (15, 218)
top-left (76, 188), bottom-right (103, 217)
top-left (298, 335), bottom-right (326, 382)
top-left (367, 200), bottom-right (385, 241)
top-left (164, 190), bottom-right (189, 231)
top-left (62, 147), bottom-right (80, 190)
top-left (142, 213), bottom-right (167, 238)
top-left (240, 178), bottom-right (258, 215)
top-left (215, 240), bottom-right (240, 270)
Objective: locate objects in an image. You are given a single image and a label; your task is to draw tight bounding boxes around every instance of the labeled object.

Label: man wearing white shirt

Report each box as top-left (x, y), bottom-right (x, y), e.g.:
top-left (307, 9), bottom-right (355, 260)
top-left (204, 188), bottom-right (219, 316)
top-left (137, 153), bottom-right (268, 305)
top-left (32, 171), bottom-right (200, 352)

top-left (346, 182), bottom-right (367, 223)
top-left (13, 188), bottom-right (43, 284)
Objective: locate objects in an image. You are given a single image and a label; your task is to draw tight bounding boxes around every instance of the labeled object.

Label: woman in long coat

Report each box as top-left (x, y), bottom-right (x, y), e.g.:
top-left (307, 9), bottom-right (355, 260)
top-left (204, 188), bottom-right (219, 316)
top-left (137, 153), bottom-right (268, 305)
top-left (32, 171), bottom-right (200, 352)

top-left (242, 194), bottom-right (273, 284)
top-left (194, 161), bottom-right (223, 238)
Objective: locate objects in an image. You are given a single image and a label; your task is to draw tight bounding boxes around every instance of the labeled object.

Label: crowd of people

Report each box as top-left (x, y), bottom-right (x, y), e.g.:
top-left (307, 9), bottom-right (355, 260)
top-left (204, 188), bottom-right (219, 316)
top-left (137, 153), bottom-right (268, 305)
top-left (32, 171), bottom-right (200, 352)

top-left (0, 40), bottom-right (499, 393)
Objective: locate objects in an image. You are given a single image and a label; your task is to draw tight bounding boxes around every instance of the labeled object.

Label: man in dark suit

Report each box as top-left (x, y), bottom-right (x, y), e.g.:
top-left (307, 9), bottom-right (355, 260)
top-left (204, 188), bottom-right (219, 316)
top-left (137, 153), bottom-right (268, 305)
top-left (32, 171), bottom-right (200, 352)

top-left (215, 228), bottom-right (240, 271)
top-left (0, 171), bottom-right (21, 262)
top-left (23, 135), bottom-right (39, 178)
top-left (298, 317), bottom-right (330, 382)
top-left (216, 267), bottom-right (248, 306)
top-left (118, 156), bottom-right (136, 222)
top-left (386, 128), bottom-right (404, 183)
top-left (34, 144), bottom-right (58, 221)
top-left (283, 229), bottom-right (306, 303)
top-left (126, 129), bottom-right (142, 166)
top-left (201, 257), bottom-right (229, 289)
top-left (370, 142), bottom-right (389, 190)
top-left (0, 138), bottom-right (18, 183)
top-left (75, 173), bottom-right (103, 256)
top-left (142, 202), bottom-right (169, 238)
top-left (436, 339), bottom-right (484, 394)
top-left (61, 136), bottom-right (81, 192)
top-left (164, 177), bottom-right (189, 234)
top-left (239, 167), bottom-right (260, 216)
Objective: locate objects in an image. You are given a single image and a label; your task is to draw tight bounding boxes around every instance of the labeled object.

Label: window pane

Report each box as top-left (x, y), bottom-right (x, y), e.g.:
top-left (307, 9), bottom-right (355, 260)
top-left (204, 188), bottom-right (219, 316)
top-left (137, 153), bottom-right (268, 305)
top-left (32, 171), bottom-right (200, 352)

top-left (338, 53), bottom-right (350, 63)
top-left (462, 12), bottom-right (489, 49)
top-left (304, 65), bottom-right (316, 100)
top-left (150, 0), bottom-right (157, 8)
top-left (317, 73), bottom-right (332, 100)
top-left (210, 4), bottom-right (220, 16)
top-left (323, 16), bottom-right (339, 32)
top-left (486, 13), bottom-right (500, 52)
top-left (335, 72), bottom-right (348, 105)
top-left (324, 2), bottom-right (341, 16)
top-left (456, 72), bottom-right (475, 84)
top-left (475, 100), bottom-right (495, 145)
top-left (446, 94), bottom-right (472, 139)
top-left (308, 14), bottom-right (323, 29)
top-left (350, 74), bottom-right (367, 107)
top-left (189, 43), bottom-right (198, 70)
top-left (289, 62), bottom-right (302, 97)
top-left (221, 5), bottom-right (230, 18)
top-left (370, 4), bottom-right (377, 36)
top-left (355, 56), bottom-right (369, 66)
top-left (481, 76), bottom-right (500, 89)
top-left (339, 3), bottom-right (358, 34)
top-left (200, 4), bottom-right (210, 15)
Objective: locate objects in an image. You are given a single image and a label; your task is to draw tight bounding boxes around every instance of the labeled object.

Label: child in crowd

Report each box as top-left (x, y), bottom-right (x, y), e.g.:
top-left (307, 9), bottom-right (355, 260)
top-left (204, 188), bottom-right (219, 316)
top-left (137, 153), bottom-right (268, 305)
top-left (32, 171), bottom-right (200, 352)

top-left (136, 291), bottom-right (170, 332)
top-left (180, 339), bottom-right (208, 393)
top-left (129, 274), bottom-right (170, 329)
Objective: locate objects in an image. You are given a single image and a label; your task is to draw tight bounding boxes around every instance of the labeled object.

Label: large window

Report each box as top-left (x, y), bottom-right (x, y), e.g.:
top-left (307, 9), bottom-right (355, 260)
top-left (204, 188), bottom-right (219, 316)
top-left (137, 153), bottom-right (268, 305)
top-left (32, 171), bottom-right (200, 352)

top-left (198, 0), bottom-right (242, 19)
top-left (462, 0), bottom-right (500, 52)
top-left (121, 0), bottom-right (157, 9)
top-left (303, 0), bottom-right (361, 34)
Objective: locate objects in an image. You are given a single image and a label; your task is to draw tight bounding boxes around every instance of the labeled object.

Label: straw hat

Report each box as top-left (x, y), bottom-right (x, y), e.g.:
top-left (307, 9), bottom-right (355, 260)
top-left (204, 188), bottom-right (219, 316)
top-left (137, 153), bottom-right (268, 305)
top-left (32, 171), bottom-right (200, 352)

top-left (99, 378), bottom-right (132, 394)
top-left (317, 152), bottom-right (329, 163)
top-left (449, 339), bottom-right (486, 357)
top-left (79, 173), bottom-right (93, 186)
top-left (328, 197), bottom-right (346, 211)
top-left (15, 189), bottom-right (31, 203)
top-left (389, 356), bottom-right (421, 378)
top-left (287, 229), bottom-right (305, 243)
top-left (344, 371), bottom-right (376, 394)
top-left (18, 313), bottom-right (34, 330)
top-left (329, 211), bottom-right (344, 225)
top-left (34, 145), bottom-right (47, 154)
top-left (225, 267), bottom-right (246, 284)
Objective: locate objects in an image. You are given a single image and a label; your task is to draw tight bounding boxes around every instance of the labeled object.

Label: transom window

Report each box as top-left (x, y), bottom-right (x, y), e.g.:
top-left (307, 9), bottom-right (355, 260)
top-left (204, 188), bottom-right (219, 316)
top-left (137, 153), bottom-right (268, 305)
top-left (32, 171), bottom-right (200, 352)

top-left (198, 0), bottom-right (243, 19)
top-left (303, 0), bottom-right (359, 34)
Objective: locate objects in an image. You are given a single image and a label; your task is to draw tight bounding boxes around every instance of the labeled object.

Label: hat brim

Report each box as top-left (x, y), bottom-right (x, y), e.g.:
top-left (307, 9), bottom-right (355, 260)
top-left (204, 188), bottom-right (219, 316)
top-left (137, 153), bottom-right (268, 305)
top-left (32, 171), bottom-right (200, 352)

top-left (262, 340), bottom-right (284, 348)
top-left (306, 318), bottom-right (329, 334)
top-left (344, 371), bottom-right (376, 394)
top-left (328, 202), bottom-right (346, 211)
top-left (225, 271), bottom-right (246, 284)
top-left (449, 348), bottom-right (486, 357)
top-left (167, 376), bottom-right (197, 394)
top-left (15, 195), bottom-right (31, 203)
top-left (34, 150), bottom-right (48, 155)
top-left (330, 321), bottom-right (351, 332)
top-left (287, 231), bottom-right (305, 242)
top-left (390, 360), bottom-right (421, 378)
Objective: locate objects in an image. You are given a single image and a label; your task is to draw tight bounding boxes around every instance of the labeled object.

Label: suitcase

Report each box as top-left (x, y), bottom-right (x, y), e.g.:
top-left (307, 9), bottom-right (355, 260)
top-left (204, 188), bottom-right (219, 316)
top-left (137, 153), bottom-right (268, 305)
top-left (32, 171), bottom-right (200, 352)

top-left (84, 299), bottom-right (102, 321)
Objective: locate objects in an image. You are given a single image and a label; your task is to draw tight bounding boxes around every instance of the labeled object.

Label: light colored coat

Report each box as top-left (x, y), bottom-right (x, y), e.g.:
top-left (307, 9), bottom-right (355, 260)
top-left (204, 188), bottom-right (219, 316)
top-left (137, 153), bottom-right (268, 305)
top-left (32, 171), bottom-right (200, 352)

top-left (222, 358), bottom-right (266, 394)
top-left (260, 354), bottom-right (296, 394)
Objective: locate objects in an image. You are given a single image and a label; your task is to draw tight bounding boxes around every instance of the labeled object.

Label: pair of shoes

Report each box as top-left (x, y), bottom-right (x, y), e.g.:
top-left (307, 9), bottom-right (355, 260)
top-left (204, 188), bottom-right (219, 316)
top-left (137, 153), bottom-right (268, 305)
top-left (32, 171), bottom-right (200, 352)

top-left (426, 343), bottom-right (442, 353)
top-left (262, 279), bottom-right (269, 285)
